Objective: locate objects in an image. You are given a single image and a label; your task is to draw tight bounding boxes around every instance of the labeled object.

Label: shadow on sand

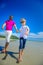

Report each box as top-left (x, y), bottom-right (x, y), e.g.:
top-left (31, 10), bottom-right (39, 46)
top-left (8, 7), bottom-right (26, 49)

top-left (0, 46), bottom-right (19, 61)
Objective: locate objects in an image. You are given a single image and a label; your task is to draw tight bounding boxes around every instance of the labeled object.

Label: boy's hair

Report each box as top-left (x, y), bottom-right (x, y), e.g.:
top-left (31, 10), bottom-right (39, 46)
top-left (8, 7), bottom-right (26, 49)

top-left (20, 18), bottom-right (26, 23)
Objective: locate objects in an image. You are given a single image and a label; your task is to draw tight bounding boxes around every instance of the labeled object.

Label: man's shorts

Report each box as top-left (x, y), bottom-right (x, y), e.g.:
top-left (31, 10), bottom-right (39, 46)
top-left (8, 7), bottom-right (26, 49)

top-left (19, 37), bottom-right (26, 50)
top-left (5, 30), bottom-right (12, 43)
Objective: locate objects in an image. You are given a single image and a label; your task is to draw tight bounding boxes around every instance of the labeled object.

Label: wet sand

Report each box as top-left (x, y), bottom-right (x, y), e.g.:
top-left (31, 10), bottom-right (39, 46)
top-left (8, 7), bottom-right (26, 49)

top-left (0, 38), bottom-right (43, 65)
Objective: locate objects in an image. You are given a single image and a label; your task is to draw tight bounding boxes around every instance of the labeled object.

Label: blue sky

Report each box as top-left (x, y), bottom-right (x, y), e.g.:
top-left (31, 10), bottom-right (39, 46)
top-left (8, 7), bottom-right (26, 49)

top-left (0, 0), bottom-right (43, 40)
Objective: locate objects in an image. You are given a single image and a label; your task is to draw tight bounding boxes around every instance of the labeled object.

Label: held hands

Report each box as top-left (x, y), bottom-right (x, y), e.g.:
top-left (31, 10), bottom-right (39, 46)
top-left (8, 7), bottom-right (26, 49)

top-left (1, 26), bottom-right (4, 30)
top-left (16, 29), bottom-right (19, 33)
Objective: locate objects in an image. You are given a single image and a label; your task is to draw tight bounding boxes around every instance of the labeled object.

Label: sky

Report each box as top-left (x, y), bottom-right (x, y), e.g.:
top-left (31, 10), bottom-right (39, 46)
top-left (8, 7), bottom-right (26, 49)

top-left (0, 0), bottom-right (43, 41)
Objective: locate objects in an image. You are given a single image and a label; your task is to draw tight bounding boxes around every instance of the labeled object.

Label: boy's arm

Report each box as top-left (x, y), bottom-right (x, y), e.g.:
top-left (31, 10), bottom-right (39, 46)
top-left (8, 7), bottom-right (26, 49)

top-left (25, 27), bottom-right (30, 35)
top-left (2, 23), bottom-right (6, 30)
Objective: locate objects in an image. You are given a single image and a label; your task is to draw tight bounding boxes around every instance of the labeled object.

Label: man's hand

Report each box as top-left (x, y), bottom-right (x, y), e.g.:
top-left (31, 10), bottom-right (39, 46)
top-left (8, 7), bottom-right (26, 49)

top-left (1, 23), bottom-right (6, 30)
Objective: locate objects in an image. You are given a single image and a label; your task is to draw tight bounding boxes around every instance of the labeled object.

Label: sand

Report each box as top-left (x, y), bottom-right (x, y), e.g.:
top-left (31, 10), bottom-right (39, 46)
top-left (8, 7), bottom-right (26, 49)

top-left (0, 38), bottom-right (43, 65)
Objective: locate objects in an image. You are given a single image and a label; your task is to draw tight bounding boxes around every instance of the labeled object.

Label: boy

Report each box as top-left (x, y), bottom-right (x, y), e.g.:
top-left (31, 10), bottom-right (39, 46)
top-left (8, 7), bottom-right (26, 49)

top-left (17, 18), bottom-right (30, 63)
top-left (2, 16), bottom-right (18, 53)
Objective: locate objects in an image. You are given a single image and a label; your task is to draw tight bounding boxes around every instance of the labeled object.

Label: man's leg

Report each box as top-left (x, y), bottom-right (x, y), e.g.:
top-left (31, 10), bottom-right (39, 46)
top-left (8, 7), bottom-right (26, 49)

top-left (2, 42), bottom-right (9, 53)
top-left (2, 35), bottom-right (10, 53)
top-left (2, 31), bottom-right (12, 53)
top-left (5, 42), bottom-right (9, 51)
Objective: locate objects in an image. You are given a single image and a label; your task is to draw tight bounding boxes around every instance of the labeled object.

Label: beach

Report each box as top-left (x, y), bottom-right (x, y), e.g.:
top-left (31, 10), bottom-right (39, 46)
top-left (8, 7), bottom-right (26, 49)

top-left (0, 38), bottom-right (43, 65)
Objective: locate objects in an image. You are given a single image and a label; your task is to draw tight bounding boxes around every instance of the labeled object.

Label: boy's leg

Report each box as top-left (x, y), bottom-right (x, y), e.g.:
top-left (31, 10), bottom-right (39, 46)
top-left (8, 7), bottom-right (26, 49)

top-left (18, 38), bottom-right (26, 62)
top-left (18, 38), bottom-right (23, 62)
top-left (21, 39), bottom-right (26, 56)
top-left (21, 49), bottom-right (24, 55)
top-left (19, 50), bottom-right (22, 61)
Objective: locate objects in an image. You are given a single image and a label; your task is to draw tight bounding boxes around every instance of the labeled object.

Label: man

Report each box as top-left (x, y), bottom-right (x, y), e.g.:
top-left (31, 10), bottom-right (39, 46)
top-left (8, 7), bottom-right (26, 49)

top-left (2, 16), bottom-right (18, 53)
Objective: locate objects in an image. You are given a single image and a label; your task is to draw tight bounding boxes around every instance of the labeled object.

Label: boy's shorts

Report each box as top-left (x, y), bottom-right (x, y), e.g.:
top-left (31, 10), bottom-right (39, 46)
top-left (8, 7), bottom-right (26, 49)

top-left (19, 37), bottom-right (26, 50)
top-left (5, 30), bottom-right (12, 43)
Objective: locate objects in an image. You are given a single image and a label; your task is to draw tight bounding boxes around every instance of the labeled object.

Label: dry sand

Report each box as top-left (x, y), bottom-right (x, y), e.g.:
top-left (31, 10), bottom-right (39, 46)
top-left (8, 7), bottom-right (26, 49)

top-left (0, 38), bottom-right (43, 65)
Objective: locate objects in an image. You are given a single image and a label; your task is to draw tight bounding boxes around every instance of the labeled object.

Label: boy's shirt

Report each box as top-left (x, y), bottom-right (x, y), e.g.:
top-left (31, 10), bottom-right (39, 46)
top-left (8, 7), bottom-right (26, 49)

top-left (20, 25), bottom-right (30, 39)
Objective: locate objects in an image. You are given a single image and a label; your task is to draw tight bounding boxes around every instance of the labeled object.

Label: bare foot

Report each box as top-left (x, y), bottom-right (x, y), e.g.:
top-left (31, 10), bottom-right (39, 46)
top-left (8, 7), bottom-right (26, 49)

top-left (17, 58), bottom-right (23, 63)
top-left (1, 49), bottom-right (6, 53)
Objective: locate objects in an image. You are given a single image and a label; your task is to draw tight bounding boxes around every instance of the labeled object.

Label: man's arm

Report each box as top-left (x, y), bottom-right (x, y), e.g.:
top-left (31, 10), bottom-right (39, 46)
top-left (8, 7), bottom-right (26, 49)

top-left (2, 23), bottom-right (6, 30)
top-left (13, 24), bottom-right (18, 32)
top-left (14, 24), bottom-right (22, 33)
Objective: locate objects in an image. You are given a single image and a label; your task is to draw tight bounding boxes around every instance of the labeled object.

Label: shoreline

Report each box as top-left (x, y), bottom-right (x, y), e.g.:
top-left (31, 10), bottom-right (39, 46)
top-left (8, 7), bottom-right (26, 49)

top-left (0, 37), bottom-right (43, 42)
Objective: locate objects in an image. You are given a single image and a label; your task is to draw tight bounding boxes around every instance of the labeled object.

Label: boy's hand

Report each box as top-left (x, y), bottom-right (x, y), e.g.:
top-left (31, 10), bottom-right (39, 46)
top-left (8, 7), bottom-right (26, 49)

top-left (25, 32), bottom-right (28, 36)
top-left (25, 28), bottom-right (29, 35)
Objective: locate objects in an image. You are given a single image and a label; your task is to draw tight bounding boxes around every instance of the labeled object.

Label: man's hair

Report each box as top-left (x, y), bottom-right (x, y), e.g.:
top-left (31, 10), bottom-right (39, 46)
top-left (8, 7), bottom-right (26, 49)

top-left (9, 16), bottom-right (13, 20)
